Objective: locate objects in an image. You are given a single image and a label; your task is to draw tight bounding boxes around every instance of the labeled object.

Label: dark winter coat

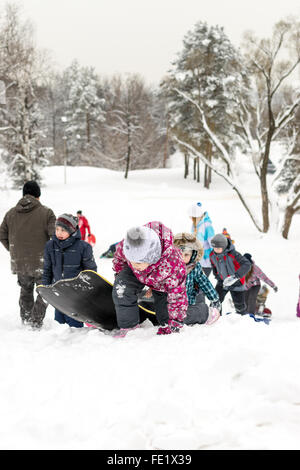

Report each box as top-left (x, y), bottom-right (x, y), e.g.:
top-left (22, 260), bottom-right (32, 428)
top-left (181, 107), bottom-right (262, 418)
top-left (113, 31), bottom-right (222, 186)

top-left (0, 195), bottom-right (56, 277)
top-left (210, 239), bottom-right (251, 291)
top-left (42, 229), bottom-right (97, 285)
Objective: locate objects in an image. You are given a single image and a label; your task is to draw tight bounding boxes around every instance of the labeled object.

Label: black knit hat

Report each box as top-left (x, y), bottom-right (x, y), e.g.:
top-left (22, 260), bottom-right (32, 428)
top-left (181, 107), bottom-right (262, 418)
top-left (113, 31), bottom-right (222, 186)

top-left (23, 181), bottom-right (41, 198)
top-left (243, 253), bottom-right (253, 263)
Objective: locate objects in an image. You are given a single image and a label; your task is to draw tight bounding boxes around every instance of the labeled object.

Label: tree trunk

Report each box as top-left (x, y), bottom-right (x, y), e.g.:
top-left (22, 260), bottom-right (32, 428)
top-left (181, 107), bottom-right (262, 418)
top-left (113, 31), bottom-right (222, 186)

top-left (260, 125), bottom-right (274, 232)
top-left (260, 170), bottom-right (269, 233)
top-left (260, 89), bottom-right (276, 232)
top-left (281, 206), bottom-right (294, 239)
top-left (124, 124), bottom-right (131, 179)
top-left (22, 91), bottom-right (32, 179)
top-left (204, 133), bottom-right (213, 188)
top-left (86, 112), bottom-right (90, 143)
top-left (52, 113), bottom-right (56, 151)
top-left (163, 118), bottom-right (169, 168)
top-left (196, 157), bottom-right (200, 182)
top-left (184, 153), bottom-right (189, 178)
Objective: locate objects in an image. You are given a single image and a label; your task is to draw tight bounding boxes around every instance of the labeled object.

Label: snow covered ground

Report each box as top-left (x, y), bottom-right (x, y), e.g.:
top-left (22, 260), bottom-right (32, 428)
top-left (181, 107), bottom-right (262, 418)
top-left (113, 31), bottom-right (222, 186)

top-left (0, 160), bottom-right (299, 450)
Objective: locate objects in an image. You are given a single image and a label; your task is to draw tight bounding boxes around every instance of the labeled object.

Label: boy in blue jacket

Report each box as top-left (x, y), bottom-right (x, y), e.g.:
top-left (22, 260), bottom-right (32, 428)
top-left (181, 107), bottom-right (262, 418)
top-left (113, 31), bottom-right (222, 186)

top-left (43, 213), bottom-right (97, 327)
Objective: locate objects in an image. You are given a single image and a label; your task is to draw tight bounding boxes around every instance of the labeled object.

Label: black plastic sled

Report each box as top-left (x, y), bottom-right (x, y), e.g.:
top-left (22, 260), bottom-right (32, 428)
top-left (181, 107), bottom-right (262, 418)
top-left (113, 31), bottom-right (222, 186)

top-left (37, 270), bottom-right (157, 330)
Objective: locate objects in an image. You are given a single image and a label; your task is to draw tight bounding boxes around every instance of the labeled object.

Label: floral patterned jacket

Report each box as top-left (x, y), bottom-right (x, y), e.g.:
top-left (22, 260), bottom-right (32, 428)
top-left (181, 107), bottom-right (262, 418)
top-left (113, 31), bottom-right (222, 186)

top-left (112, 221), bottom-right (188, 321)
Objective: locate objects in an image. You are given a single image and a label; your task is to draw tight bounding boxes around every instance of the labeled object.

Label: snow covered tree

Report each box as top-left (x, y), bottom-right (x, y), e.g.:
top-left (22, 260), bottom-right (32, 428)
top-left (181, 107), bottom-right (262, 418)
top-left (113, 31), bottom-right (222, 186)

top-left (161, 21), bottom-right (248, 187)
top-left (272, 120), bottom-right (300, 238)
top-left (97, 74), bottom-right (166, 177)
top-left (164, 18), bottom-right (300, 237)
top-left (239, 18), bottom-right (300, 232)
top-left (0, 3), bottom-right (48, 187)
top-left (60, 60), bottom-right (105, 163)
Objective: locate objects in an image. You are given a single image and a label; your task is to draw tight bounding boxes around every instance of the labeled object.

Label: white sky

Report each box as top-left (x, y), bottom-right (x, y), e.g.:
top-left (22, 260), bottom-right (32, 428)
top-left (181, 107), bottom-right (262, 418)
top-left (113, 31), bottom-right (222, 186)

top-left (18, 0), bottom-right (300, 85)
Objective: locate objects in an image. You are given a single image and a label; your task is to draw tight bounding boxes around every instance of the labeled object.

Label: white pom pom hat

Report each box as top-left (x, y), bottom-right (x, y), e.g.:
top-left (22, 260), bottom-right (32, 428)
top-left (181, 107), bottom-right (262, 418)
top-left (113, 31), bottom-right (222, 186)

top-left (188, 202), bottom-right (204, 218)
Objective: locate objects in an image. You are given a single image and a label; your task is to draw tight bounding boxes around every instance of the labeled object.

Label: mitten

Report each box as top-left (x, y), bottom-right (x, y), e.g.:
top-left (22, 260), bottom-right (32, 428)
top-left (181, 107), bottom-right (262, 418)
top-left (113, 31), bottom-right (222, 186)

top-left (223, 275), bottom-right (238, 288)
top-left (210, 298), bottom-right (221, 311)
top-left (157, 325), bottom-right (172, 335)
top-left (157, 319), bottom-right (183, 335)
top-left (273, 286), bottom-right (278, 292)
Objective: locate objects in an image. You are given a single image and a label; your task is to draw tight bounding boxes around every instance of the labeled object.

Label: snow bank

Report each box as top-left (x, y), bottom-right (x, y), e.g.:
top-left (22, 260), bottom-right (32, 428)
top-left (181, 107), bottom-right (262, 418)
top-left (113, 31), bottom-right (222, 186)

top-left (0, 165), bottom-right (299, 450)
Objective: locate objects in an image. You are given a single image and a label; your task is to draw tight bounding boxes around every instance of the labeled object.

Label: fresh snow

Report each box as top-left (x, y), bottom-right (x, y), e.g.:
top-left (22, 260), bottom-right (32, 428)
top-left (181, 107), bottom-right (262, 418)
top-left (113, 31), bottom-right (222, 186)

top-left (0, 161), bottom-right (299, 450)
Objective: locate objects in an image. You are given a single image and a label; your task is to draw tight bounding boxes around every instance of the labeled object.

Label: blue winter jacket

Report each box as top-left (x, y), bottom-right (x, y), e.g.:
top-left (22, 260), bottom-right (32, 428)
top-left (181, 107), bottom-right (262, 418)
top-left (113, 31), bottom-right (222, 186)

top-left (42, 229), bottom-right (97, 285)
top-left (192, 212), bottom-right (215, 268)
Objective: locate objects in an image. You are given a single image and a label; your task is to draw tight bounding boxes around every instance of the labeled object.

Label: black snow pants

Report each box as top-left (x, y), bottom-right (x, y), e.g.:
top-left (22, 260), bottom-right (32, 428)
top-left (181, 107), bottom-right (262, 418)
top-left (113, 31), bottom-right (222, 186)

top-left (17, 274), bottom-right (48, 327)
top-left (112, 267), bottom-right (169, 329)
top-left (215, 281), bottom-right (247, 315)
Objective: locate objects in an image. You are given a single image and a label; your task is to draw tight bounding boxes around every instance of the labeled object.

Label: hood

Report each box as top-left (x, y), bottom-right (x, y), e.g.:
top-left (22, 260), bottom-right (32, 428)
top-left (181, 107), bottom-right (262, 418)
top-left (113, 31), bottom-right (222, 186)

top-left (16, 195), bottom-right (40, 213)
top-left (223, 238), bottom-right (235, 253)
top-left (174, 232), bottom-right (204, 263)
top-left (144, 221), bottom-right (174, 259)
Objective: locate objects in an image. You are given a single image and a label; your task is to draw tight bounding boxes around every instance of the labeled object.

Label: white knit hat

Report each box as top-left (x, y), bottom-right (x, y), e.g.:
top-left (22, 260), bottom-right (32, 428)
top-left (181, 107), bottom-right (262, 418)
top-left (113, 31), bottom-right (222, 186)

top-left (188, 202), bottom-right (204, 218)
top-left (123, 226), bottom-right (162, 264)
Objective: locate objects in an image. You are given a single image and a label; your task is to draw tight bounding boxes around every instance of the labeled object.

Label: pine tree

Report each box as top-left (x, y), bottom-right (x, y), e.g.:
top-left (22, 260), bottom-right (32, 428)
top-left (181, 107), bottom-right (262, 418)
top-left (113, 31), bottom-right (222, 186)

top-left (161, 21), bottom-right (248, 186)
top-left (61, 60), bottom-right (105, 163)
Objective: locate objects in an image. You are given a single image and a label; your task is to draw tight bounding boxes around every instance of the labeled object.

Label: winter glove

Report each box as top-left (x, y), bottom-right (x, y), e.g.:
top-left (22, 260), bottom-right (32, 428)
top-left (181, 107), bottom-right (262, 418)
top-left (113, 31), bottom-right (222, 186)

top-left (223, 275), bottom-right (238, 288)
top-left (273, 286), bottom-right (278, 292)
top-left (157, 325), bottom-right (172, 335)
top-left (157, 319), bottom-right (183, 335)
top-left (210, 299), bottom-right (221, 311)
top-left (144, 288), bottom-right (153, 299)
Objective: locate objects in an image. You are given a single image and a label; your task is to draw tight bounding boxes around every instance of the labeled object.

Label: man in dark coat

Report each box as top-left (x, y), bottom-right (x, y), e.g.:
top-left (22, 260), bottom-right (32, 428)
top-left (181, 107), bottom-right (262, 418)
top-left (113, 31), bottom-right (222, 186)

top-left (0, 181), bottom-right (56, 327)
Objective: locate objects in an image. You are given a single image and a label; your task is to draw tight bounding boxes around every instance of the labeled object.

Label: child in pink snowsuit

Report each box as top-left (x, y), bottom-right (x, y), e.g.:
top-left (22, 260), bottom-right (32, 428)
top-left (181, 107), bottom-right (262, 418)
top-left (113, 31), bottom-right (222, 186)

top-left (112, 221), bottom-right (188, 336)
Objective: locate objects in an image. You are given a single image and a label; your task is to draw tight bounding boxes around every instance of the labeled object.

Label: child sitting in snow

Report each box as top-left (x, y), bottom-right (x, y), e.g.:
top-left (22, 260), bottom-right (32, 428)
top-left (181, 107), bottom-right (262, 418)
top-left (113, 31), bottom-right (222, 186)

top-left (210, 233), bottom-right (251, 315)
top-left (42, 214), bottom-right (97, 328)
top-left (174, 232), bottom-right (221, 325)
top-left (243, 253), bottom-right (278, 315)
top-left (112, 221), bottom-right (188, 337)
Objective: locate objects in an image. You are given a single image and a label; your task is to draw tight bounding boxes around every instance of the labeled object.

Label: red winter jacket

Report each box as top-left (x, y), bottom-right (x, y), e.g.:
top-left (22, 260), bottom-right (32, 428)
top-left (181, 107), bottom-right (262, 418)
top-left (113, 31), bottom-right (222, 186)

top-left (78, 215), bottom-right (91, 240)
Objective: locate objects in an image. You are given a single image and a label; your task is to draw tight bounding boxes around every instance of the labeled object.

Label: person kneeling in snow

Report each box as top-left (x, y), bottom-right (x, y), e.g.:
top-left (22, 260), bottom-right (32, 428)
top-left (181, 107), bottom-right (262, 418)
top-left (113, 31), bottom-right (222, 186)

top-left (112, 221), bottom-right (188, 337)
top-left (174, 232), bottom-right (221, 325)
top-left (210, 234), bottom-right (251, 315)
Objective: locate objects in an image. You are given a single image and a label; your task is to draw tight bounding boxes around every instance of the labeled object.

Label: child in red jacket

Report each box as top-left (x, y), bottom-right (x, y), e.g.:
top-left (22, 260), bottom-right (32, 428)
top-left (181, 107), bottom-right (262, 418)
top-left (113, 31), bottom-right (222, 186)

top-left (76, 210), bottom-right (91, 241)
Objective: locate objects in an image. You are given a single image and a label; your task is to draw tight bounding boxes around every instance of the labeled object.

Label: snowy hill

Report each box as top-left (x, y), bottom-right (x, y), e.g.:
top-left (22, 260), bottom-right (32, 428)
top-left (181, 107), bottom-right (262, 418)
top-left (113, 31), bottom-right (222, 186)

top-left (0, 164), bottom-right (299, 450)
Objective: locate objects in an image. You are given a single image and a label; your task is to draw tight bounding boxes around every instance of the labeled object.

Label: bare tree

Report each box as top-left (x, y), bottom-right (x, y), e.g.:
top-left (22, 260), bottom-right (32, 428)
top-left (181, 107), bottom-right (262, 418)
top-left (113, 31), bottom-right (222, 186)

top-left (173, 88), bottom-right (262, 231)
top-left (240, 18), bottom-right (300, 232)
